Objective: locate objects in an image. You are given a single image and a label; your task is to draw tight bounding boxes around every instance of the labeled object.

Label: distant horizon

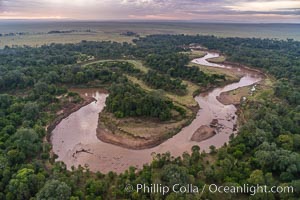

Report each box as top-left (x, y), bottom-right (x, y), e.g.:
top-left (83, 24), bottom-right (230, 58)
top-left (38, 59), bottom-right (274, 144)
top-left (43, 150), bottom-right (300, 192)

top-left (0, 19), bottom-right (300, 25)
top-left (1, 0), bottom-right (299, 23)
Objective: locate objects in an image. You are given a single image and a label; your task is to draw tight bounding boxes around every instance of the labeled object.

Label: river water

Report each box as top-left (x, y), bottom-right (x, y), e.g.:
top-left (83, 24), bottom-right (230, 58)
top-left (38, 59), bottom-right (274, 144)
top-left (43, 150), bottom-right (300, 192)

top-left (51, 52), bottom-right (262, 173)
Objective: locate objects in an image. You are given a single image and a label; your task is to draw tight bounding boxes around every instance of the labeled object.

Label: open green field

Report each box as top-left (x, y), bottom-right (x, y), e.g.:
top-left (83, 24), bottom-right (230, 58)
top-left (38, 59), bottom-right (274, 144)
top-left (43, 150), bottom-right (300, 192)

top-left (84, 59), bottom-right (149, 72)
top-left (1, 21), bottom-right (300, 48)
top-left (0, 32), bottom-right (134, 48)
top-left (184, 50), bottom-right (207, 59)
top-left (207, 55), bottom-right (226, 63)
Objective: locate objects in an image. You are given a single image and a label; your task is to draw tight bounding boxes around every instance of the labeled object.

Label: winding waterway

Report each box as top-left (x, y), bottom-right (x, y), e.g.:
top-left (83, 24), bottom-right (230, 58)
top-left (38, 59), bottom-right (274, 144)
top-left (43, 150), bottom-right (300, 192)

top-left (51, 52), bottom-right (262, 173)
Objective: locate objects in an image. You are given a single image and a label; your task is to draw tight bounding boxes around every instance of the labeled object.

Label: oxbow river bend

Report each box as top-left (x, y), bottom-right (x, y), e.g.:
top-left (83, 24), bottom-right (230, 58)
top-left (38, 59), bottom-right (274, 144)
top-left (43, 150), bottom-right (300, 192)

top-left (51, 52), bottom-right (262, 173)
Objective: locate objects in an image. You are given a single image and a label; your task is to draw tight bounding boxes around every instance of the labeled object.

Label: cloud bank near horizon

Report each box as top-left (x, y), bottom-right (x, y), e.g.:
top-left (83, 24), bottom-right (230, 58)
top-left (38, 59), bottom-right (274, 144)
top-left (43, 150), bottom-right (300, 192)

top-left (0, 0), bottom-right (299, 22)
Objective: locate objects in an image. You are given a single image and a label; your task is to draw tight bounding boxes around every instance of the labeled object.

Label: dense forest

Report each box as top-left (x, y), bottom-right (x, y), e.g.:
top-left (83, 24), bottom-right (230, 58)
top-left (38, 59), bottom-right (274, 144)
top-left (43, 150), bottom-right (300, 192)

top-left (106, 82), bottom-right (175, 120)
top-left (145, 53), bottom-right (226, 85)
top-left (142, 70), bottom-right (187, 95)
top-left (0, 34), bottom-right (299, 199)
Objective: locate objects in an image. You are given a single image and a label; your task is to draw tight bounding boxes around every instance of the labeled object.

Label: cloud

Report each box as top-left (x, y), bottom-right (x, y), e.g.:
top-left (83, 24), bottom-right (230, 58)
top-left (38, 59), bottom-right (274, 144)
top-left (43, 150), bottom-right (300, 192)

top-left (225, 0), bottom-right (300, 12)
top-left (0, 0), bottom-right (299, 21)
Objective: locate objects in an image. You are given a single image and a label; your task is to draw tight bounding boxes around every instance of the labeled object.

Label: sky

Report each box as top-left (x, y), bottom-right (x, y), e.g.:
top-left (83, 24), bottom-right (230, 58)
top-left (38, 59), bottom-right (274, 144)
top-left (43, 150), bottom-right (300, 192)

top-left (0, 0), bottom-right (300, 22)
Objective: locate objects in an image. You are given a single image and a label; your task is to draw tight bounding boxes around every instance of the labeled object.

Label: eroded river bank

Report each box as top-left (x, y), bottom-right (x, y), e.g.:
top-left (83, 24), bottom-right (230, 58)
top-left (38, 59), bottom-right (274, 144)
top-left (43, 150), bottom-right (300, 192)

top-left (51, 52), bottom-right (263, 173)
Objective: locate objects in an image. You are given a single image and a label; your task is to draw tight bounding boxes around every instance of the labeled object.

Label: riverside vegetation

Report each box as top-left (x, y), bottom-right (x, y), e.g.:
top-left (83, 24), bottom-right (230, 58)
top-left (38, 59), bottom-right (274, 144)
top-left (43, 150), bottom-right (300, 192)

top-left (0, 35), bottom-right (299, 199)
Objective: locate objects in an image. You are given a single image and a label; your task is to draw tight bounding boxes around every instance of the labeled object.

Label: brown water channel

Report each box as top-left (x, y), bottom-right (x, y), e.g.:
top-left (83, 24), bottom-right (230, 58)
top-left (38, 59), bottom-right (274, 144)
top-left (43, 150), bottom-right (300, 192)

top-left (51, 52), bottom-right (262, 173)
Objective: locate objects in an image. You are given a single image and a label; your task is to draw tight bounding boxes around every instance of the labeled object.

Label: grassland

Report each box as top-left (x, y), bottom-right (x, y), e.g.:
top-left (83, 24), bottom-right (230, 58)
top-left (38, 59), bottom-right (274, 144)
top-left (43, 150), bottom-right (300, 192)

top-left (183, 50), bottom-right (207, 59)
top-left (207, 55), bottom-right (226, 63)
top-left (165, 81), bottom-right (199, 107)
top-left (217, 76), bottom-right (274, 106)
top-left (83, 59), bottom-right (149, 72)
top-left (0, 32), bottom-right (135, 48)
top-left (1, 21), bottom-right (300, 48)
top-left (126, 75), bottom-right (152, 91)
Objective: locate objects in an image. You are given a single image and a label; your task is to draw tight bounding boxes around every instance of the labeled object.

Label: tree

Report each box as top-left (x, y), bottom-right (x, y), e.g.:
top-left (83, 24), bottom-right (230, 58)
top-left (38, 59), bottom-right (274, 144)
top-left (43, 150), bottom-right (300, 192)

top-left (191, 145), bottom-right (200, 159)
top-left (247, 170), bottom-right (265, 185)
top-left (11, 128), bottom-right (41, 159)
top-left (0, 94), bottom-right (12, 109)
top-left (209, 145), bottom-right (216, 154)
top-left (161, 164), bottom-right (189, 188)
top-left (22, 102), bottom-right (39, 121)
top-left (277, 134), bottom-right (293, 150)
top-left (75, 72), bottom-right (86, 84)
top-left (45, 71), bottom-right (59, 84)
top-left (37, 180), bottom-right (71, 200)
top-left (85, 179), bottom-right (107, 198)
top-left (34, 82), bottom-right (49, 95)
top-left (293, 134), bottom-right (300, 151)
top-left (7, 168), bottom-right (45, 200)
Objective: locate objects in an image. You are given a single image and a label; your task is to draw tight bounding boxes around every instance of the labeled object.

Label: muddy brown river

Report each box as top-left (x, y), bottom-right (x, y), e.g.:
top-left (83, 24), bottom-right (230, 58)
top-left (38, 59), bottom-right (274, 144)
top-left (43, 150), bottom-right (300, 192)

top-left (51, 52), bottom-right (262, 173)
